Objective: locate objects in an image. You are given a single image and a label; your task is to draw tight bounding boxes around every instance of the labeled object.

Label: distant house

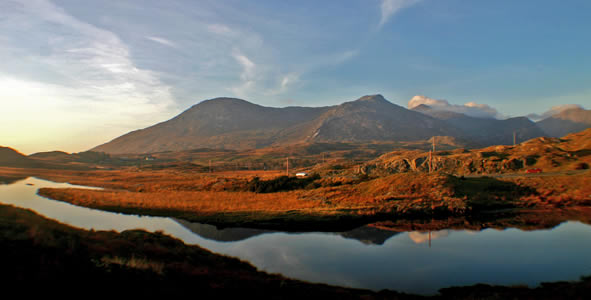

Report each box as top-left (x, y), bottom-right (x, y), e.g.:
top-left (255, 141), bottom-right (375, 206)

top-left (144, 156), bottom-right (155, 161)
top-left (295, 172), bottom-right (309, 177)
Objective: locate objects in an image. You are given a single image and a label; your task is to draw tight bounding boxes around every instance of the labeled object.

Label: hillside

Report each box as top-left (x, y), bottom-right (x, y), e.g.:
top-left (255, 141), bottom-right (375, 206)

top-left (357, 128), bottom-right (591, 176)
top-left (92, 97), bottom-right (331, 154)
top-left (537, 107), bottom-right (591, 137)
top-left (92, 95), bottom-right (460, 154)
top-left (0, 147), bottom-right (41, 168)
top-left (412, 104), bottom-right (546, 146)
top-left (302, 95), bottom-right (458, 142)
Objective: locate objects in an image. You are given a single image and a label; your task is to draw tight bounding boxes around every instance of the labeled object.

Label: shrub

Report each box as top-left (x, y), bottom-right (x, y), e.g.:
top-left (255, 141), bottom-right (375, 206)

top-left (246, 174), bottom-right (321, 193)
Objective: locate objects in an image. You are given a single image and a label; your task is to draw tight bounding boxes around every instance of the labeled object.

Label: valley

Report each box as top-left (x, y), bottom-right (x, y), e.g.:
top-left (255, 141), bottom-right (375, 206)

top-left (1, 95), bottom-right (590, 297)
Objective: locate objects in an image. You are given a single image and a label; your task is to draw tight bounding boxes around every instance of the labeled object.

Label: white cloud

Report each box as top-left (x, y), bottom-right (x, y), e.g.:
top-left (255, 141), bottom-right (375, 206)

top-left (281, 73), bottom-right (299, 90)
top-left (207, 24), bottom-right (234, 36)
top-left (265, 72), bottom-right (300, 97)
top-left (232, 50), bottom-right (257, 81)
top-left (379, 0), bottom-right (422, 28)
top-left (230, 50), bottom-right (259, 98)
top-left (408, 95), bottom-right (501, 119)
top-left (145, 36), bottom-right (177, 48)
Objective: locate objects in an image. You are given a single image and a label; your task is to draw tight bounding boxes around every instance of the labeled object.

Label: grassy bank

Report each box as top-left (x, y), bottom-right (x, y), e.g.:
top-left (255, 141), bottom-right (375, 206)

top-left (2, 203), bottom-right (591, 298)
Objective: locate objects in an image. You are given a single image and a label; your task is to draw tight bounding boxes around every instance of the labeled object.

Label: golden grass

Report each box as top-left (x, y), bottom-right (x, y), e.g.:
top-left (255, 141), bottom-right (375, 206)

top-left (6, 165), bottom-right (591, 222)
top-left (39, 188), bottom-right (328, 214)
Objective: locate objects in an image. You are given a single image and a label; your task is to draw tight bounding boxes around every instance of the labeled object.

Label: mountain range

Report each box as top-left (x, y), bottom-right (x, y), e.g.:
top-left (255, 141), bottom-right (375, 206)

top-left (90, 94), bottom-right (590, 154)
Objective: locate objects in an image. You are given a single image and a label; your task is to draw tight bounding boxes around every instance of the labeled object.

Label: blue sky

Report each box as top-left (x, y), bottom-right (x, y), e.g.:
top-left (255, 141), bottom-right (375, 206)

top-left (1, 0), bottom-right (590, 153)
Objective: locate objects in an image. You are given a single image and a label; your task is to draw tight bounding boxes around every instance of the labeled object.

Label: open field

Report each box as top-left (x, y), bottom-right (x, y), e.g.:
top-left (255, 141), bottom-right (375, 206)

top-left (3, 165), bottom-right (589, 230)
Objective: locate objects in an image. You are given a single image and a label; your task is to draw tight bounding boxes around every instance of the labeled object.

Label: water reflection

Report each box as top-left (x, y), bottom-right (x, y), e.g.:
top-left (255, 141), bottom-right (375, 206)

top-left (1, 177), bottom-right (591, 295)
top-left (408, 230), bottom-right (449, 244)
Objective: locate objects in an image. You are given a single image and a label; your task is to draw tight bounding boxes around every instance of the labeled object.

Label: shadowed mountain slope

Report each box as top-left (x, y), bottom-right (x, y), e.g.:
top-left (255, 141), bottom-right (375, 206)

top-left (412, 104), bottom-right (546, 146)
top-left (303, 95), bottom-right (458, 142)
top-left (537, 107), bottom-right (591, 137)
top-left (92, 98), bottom-right (331, 154)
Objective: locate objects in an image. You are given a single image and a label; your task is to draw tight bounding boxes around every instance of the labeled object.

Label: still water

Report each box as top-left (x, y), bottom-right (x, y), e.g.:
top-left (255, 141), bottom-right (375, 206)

top-left (2, 177), bottom-right (591, 294)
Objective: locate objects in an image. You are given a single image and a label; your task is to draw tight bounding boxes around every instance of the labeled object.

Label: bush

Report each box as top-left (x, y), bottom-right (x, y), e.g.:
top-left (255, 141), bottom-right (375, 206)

top-left (246, 174), bottom-right (320, 193)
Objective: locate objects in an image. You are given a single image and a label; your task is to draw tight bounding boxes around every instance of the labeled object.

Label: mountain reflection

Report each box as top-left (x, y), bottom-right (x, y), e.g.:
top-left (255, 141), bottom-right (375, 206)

top-left (408, 230), bottom-right (450, 244)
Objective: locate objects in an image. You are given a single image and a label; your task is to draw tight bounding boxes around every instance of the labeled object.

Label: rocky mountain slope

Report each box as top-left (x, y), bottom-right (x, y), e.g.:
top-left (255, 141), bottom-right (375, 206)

top-left (357, 128), bottom-right (591, 176)
top-left (537, 107), bottom-right (591, 137)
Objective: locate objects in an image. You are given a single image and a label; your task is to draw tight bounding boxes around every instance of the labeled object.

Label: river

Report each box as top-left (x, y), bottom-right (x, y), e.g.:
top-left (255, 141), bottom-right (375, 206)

top-left (2, 177), bottom-right (591, 294)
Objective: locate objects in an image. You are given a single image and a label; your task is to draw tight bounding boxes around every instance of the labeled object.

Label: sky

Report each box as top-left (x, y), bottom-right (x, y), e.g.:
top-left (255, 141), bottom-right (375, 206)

top-left (1, 0), bottom-right (590, 154)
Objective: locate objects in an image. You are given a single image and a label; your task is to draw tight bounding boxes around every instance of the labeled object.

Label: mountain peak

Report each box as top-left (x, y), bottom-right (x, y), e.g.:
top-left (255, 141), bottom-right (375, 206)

top-left (355, 94), bottom-right (388, 103)
top-left (197, 97), bottom-right (258, 107)
top-left (411, 104), bottom-right (432, 112)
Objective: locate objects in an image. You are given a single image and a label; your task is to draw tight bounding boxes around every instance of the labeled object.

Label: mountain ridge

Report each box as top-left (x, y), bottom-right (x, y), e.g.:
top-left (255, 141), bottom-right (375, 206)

top-left (92, 95), bottom-right (461, 154)
top-left (537, 107), bottom-right (591, 137)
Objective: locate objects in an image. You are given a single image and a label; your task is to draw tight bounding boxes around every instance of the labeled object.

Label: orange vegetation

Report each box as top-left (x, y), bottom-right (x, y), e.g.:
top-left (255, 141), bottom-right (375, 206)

top-left (3, 157), bottom-right (591, 226)
top-left (31, 167), bottom-right (591, 225)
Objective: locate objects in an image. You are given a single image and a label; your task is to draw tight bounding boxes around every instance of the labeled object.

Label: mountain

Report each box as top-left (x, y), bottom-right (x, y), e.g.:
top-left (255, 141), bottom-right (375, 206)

top-left (537, 107), bottom-right (591, 137)
top-left (28, 151), bottom-right (75, 162)
top-left (92, 95), bottom-right (459, 154)
top-left (92, 98), bottom-right (331, 154)
top-left (301, 95), bottom-right (457, 142)
top-left (412, 104), bottom-right (546, 146)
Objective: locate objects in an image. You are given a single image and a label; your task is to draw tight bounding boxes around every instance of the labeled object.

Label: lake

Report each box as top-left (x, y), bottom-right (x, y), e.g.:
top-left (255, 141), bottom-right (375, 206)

top-left (2, 177), bottom-right (591, 294)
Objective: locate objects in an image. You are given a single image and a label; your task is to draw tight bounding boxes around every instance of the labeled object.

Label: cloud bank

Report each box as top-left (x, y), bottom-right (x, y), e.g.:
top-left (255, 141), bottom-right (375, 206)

top-left (408, 95), bottom-right (501, 119)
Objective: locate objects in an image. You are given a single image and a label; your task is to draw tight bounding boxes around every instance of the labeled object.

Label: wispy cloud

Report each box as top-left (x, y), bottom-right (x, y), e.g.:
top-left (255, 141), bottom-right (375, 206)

top-left (146, 36), bottom-right (178, 48)
top-left (230, 49), bottom-right (258, 98)
top-left (0, 0), bottom-right (178, 153)
top-left (379, 0), bottom-right (422, 28)
top-left (331, 50), bottom-right (359, 65)
top-left (207, 24), bottom-right (234, 36)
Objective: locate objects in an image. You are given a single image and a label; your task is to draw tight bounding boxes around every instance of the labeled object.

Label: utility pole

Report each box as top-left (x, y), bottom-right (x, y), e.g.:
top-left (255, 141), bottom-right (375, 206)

top-left (286, 157), bottom-right (289, 176)
top-left (429, 150), bottom-right (433, 173)
top-left (513, 131), bottom-right (517, 146)
top-left (432, 136), bottom-right (436, 152)
top-left (209, 160), bottom-right (212, 173)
